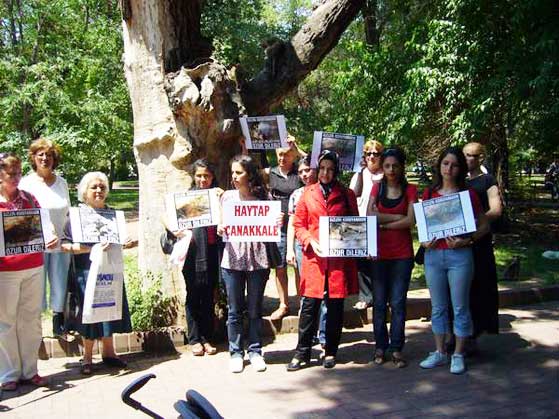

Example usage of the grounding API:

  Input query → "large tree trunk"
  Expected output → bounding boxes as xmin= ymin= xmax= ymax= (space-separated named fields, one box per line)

xmin=120 ymin=0 xmax=364 ymax=315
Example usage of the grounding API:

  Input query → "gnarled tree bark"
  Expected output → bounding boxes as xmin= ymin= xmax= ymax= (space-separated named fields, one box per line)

xmin=121 ymin=0 xmax=364 ymax=312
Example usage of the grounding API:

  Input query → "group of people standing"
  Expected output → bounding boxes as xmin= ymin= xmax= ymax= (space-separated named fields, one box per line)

xmin=0 ymin=135 xmax=502 ymax=390
xmin=175 ymin=138 xmax=501 ymax=376
xmin=0 ymin=139 xmax=133 ymax=390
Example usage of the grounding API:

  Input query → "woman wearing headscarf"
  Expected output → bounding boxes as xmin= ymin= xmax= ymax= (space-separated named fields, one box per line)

xmin=287 ymin=150 xmax=358 ymax=371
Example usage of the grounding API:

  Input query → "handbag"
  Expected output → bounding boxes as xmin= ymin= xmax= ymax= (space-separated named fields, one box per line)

xmin=64 ymin=255 xmax=82 ymax=333
xmin=265 ymin=242 xmax=282 ymax=269
xmin=414 ymin=247 xmax=425 ymax=265
xmin=414 ymin=187 xmax=431 ymax=266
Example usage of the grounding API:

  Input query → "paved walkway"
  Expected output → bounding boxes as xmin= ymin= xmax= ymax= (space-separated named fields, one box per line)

xmin=3 ymin=301 xmax=558 ymax=418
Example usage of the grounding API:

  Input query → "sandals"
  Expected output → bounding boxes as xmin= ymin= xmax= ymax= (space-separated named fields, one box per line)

xmin=203 ymin=343 xmax=217 ymax=355
xmin=80 ymin=363 xmax=93 ymax=376
xmin=20 ymin=374 xmax=48 ymax=387
xmin=1 ymin=381 xmax=18 ymax=391
xmin=270 ymin=305 xmax=289 ymax=321
xmin=392 ymin=353 xmax=408 ymax=369
xmin=373 ymin=350 xmax=385 ymax=365
xmin=192 ymin=343 xmax=205 ymax=356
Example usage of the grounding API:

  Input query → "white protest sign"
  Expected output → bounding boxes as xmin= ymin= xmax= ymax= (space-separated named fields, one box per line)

xmin=319 ymin=216 xmax=377 ymax=257
xmin=310 ymin=131 xmax=364 ymax=172
xmin=240 ymin=115 xmax=288 ymax=150
xmin=414 ymin=191 xmax=477 ymax=243
xmin=0 ymin=208 xmax=53 ymax=256
xmin=222 ymin=200 xmax=281 ymax=242
xmin=69 ymin=207 xmax=127 ymax=245
xmin=165 ymin=188 xmax=220 ymax=231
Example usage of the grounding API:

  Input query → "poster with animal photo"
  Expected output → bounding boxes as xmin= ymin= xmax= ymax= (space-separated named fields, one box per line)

xmin=69 ymin=207 xmax=127 ymax=245
xmin=319 ymin=216 xmax=377 ymax=258
xmin=165 ymin=188 xmax=220 ymax=230
xmin=310 ymin=131 xmax=364 ymax=172
xmin=239 ymin=115 xmax=288 ymax=150
xmin=0 ymin=209 xmax=54 ymax=256
xmin=414 ymin=191 xmax=477 ymax=242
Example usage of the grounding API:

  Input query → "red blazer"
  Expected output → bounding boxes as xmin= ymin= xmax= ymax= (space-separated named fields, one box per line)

xmin=294 ymin=182 xmax=359 ymax=299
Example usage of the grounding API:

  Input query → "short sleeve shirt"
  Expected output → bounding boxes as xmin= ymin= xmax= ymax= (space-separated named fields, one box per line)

xmin=220 ymin=190 xmax=270 ymax=271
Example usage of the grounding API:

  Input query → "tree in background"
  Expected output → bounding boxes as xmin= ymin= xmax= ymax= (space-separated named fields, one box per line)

xmin=120 ymin=0 xmax=365 ymax=295
xmin=0 ymin=0 xmax=133 ymax=185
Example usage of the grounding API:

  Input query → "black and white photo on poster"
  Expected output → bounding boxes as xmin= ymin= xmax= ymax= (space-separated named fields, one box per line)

xmin=0 ymin=208 xmax=53 ymax=256
xmin=165 ymin=188 xmax=220 ymax=231
xmin=310 ymin=131 xmax=364 ymax=172
xmin=413 ymin=191 xmax=477 ymax=242
xmin=319 ymin=216 xmax=377 ymax=257
xmin=239 ymin=115 xmax=288 ymax=150
xmin=69 ymin=207 xmax=127 ymax=245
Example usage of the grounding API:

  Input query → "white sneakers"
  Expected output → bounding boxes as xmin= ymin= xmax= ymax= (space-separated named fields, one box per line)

xmin=230 ymin=353 xmax=267 ymax=373
xmin=249 ymin=353 xmax=267 ymax=372
xmin=420 ymin=351 xmax=467 ymax=374
xmin=420 ymin=351 xmax=449 ymax=369
xmin=450 ymin=354 xmax=466 ymax=374
xmin=229 ymin=356 xmax=244 ymax=373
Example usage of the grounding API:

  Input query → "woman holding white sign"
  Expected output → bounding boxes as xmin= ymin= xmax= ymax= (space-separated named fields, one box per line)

xmin=61 ymin=172 xmax=133 ymax=376
xmin=0 ymin=152 xmax=58 ymax=391
xmin=169 ymin=159 xmax=222 ymax=356
xmin=367 ymin=148 xmax=417 ymax=368
xmin=287 ymin=150 xmax=358 ymax=371
xmin=419 ymin=147 xmax=489 ymax=375
xmin=218 ymin=155 xmax=281 ymax=374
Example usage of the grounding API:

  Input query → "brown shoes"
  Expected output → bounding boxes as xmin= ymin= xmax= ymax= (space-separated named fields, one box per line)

xmin=192 ymin=342 xmax=218 ymax=356
xmin=203 ymin=343 xmax=217 ymax=355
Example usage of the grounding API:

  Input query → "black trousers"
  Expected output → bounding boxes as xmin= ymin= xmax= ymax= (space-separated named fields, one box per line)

xmin=184 ymin=245 xmax=219 ymax=344
xmin=295 ymin=295 xmax=344 ymax=359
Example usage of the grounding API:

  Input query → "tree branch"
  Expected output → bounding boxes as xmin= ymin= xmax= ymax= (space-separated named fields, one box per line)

xmin=241 ymin=0 xmax=365 ymax=115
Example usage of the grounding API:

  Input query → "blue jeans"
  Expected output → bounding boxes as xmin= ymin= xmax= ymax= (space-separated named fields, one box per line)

xmin=425 ymin=248 xmax=474 ymax=337
xmin=221 ymin=268 xmax=269 ymax=357
xmin=372 ymin=258 xmax=413 ymax=352
xmin=43 ymin=251 xmax=71 ymax=313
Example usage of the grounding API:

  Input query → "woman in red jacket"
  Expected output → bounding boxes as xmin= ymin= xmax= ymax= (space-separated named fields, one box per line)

xmin=287 ymin=150 xmax=358 ymax=371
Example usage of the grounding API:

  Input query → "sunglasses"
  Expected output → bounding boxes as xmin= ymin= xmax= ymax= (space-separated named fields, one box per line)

xmin=465 ymin=153 xmax=481 ymax=158
xmin=366 ymin=151 xmax=382 ymax=157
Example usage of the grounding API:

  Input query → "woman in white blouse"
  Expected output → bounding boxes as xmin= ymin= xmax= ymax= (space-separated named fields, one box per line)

xmin=20 ymin=138 xmax=71 ymax=336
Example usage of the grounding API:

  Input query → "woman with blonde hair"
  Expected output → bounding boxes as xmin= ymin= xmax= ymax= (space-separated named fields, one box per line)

xmin=20 ymin=138 xmax=71 ymax=336
xmin=350 ymin=139 xmax=384 ymax=310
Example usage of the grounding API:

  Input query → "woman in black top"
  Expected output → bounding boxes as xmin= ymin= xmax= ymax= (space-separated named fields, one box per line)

xmin=463 ymin=142 xmax=502 ymax=351
xmin=266 ymin=145 xmax=302 ymax=320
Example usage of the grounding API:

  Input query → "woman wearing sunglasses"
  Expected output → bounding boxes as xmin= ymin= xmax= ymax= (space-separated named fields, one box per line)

xmin=350 ymin=140 xmax=384 ymax=311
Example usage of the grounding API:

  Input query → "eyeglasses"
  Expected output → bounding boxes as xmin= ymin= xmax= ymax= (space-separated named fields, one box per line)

xmin=465 ymin=153 xmax=481 ymax=158
xmin=366 ymin=152 xmax=381 ymax=157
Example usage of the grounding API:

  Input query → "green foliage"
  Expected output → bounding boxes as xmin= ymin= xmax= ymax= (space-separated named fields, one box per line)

xmin=0 ymin=0 xmax=133 ymax=184
xmin=125 ymin=263 xmax=179 ymax=331
xmin=280 ymin=0 xmax=559 ymax=168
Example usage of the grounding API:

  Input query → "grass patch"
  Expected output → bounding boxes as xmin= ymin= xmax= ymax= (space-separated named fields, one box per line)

xmin=107 ymin=188 xmax=139 ymax=211
xmin=495 ymin=242 xmax=559 ymax=285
